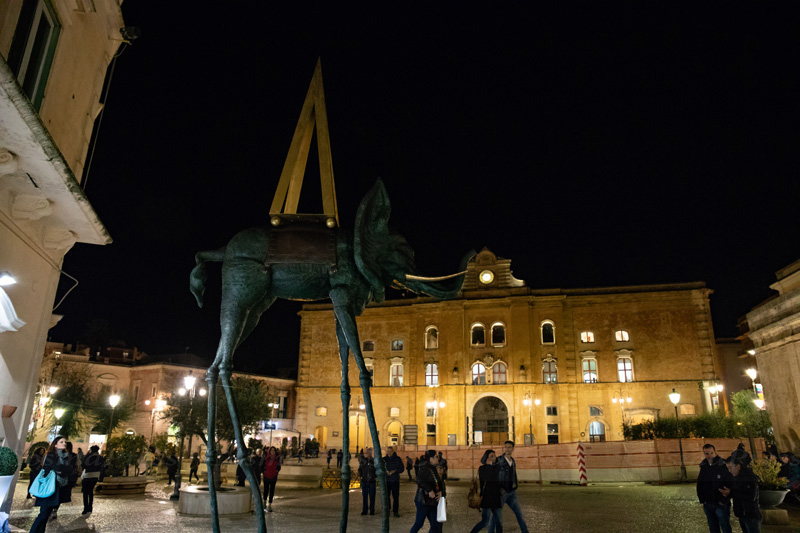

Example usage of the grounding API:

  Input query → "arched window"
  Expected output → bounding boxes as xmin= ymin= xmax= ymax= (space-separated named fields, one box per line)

xmin=582 ymin=358 xmax=598 ymax=383
xmin=542 ymin=359 xmax=558 ymax=384
xmin=472 ymin=363 xmax=486 ymax=385
xmin=589 ymin=421 xmax=606 ymax=442
xmin=492 ymin=362 xmax=507 ymax=384
xmin=615 ymin=330 xmax=630 ymax=342
xmin=617 ymin=357 xmax=633 ymax=382
xmin=580 ymin=331 xmax=595 ymax=343
xmin=390 ymin=358 xmax=404 ymax=387
xmin=471 ymin=323 xmax=485 ymax=346
xmin=425 ymin=326 xmax=439 ymax=350
xmin=491 ymin=322 xmax=506 ymax=346
xmin=425 ymin=363 xmax=439 ymax=387
xmin=541 ymin=320 xmax=555 ymax=344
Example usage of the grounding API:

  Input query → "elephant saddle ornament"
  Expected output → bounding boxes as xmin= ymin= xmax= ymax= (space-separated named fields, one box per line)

xmin=266 ymin=219 xmax=337 ymax=266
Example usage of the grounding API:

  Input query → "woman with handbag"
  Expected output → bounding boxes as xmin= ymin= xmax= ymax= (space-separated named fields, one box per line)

xmin=469 ymin=449 xmax=503 ymax=533
xmin=410 ymin=449 xmax=446 ymax=533
xmin=263 ymin=446 xmax=281 ymax=512
xmin=29 ymin=436 xmax=76 ymax=533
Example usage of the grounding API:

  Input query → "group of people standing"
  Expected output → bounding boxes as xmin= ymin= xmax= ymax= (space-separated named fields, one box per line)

xmin=27 ymin=436 xmax=106 ymax=533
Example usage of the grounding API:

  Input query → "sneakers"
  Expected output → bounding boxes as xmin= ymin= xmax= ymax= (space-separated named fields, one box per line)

xmin=267 ymin=504 xmax=273 ymax=513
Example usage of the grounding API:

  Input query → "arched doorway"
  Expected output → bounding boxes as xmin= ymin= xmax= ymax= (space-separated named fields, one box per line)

xmin=314 ymin=426 xmax=328 ymax=448
xmin=589 ymin=420 xmax=606 ymax=442
xmin=386 ymin=420 xmax=402 ymax=447
xmin=473 ymin=396 xmax=509 ymax=445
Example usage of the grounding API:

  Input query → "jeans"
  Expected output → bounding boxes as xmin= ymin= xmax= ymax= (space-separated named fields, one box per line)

xmin=702 ymin=502 xmax=732 ymax=533
xmin=469 ymin=507 xmax=503 ymax=533
xmin=361 ymin=481 xmax=376 ymax=513
xmin=82 ymin=478 xmax=99 ymax=512
xmin=264 ymin=477 xmax=277 ymax=503
xmin=30 ymin=505 xmax=55 ymax=533
xmin=387 ymin=478 xmax=400 ymax=513
xmin=738 ymin=517 xmax=761 ymax=533
xmin=502 ymin=491 xmax=529 ymax=533
xmin=409 ymin=500 xmax=441 ymax=533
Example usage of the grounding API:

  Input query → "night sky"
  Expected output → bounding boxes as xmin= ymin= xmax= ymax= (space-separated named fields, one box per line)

xmin=49 ymin=5 xmax=800 ymax=376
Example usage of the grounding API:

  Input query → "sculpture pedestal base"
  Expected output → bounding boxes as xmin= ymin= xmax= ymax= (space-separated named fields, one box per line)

xmin=177 ymin=485 xmax=253 ymax=515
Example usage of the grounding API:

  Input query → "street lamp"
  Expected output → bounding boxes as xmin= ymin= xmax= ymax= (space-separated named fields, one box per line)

xmin=753 ymin=398 xmax=765 ymax=410
xmin=425 ymin=393 xmax=445 ymax=445
xmin=351 ymin=398 xmax=366 ymax=454
xmin=612 ymin=389 xmax=632 ymax=429
xmin=106 ymin=394 xmax=120 ymax=449
xmin=669 ymin=389 xmax=687 ymax=482
xmin=745 ymin=368 xmax=758 ymax=393
xmin=172 ymin=372 xmax=204 ymax=500
xmin=522 ymin=392 xmax=540 ymax=445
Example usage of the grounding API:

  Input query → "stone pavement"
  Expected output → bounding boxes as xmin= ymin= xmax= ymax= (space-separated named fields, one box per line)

xmin=7 ymin=478 xmax=800 ymax=532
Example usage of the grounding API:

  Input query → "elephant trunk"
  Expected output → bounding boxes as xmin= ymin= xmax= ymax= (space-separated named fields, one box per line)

xmin=398 ymin=250 xmax=475 ymax=299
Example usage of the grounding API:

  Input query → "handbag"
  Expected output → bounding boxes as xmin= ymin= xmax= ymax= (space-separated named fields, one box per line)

xmin=29 ymin=469 xmax=56 ymax=499
xmin=436 ymin=495 xmax=447 ymax=522
xmin=468 ymin=478 xmax=485 ymax=509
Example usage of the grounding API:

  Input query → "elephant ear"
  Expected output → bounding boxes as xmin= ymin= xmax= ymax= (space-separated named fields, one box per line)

xmin=354 ymin=179 xmax=391 ymax=303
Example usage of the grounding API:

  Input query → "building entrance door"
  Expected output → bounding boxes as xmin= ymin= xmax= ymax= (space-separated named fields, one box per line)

xmin=473 ymin=396 xmax=509 ymax=445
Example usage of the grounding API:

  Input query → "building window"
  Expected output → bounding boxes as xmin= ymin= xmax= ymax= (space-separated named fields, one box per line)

xmin=582 ymin=358 xmax=598 ymax=383
xmin=425 ymin=326 xmax=439 ymax=350
xmin=472 ymin=363 xmax=486 ymax=385
xmin=364 ymin=358 xmax=375 ymax=384
xmin=541 ymin=320 xmax=555 ymax=344
xmin=426 ymin=407 xmax=435 ymax=417
xmin=9 ymin=0 xmax=62 ymax=111
xmin=362 ymin=340 xmax=375 ymax=352
xmin=543 ymin=359 xmax=558 ymax=384
xmin=547 ymin=423 xmax=559 ymax=443
xmin=391 ymin=339 xmax=404 ymax=351
xmin=615 ymin=330 xmax=630 ymax=342
xmin=390 ymin=360 xmax=404 ymax=387
xmin=589 ymin=421 xmax=606 ymax=442
xmin=617 ymin=357 xmax=633 ymax=383
xmin=390 ymin=407 xmax=400 ymax=417
xmin=315 ymin=407 xmax=327 ymax=417
xmin=589 ymin=406 xmax=603 ymax=416
xmin=425 ymin=363 xmax=439 ymax=387
xmin=151 ymin=384 xmax=157 ymax=397
xmin=491 ymin=323 xmax=506 ymax=346
xmin=471 ymin=323 xmax=485 ymax=346
xmin=492 ymin=362 xmax=507 ymax=384
xmin=546 ymin=406 xmax=558 ymax=416
xmin=580 ymin=331 xmax=595 ymax=343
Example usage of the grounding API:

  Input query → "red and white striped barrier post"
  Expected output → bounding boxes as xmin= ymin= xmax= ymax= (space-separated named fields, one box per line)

xmin=577 ymin=442 xmax=588 ymax=486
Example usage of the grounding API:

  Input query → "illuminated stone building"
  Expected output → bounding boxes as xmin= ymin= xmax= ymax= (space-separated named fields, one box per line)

xmin=296 ymin=249 xmax=722 ymax=450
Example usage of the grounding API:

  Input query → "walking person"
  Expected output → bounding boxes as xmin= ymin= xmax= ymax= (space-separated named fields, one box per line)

xmin=166 ymin=452 xmax=179 ymax=485
xmin=26 ymin=447 xmax=45 ymax=499
xmin=383 ymin=446 xmax=404 ymax=517
xmin=263 ymin=446 xmax=281 ymax=512
xmin=497 ymin=441 xmax=530 ymax=533
xmin=406 ymin=456 xmax=414 ymax=480
xmin=720 ymin=451 xmax=762 ymax=533
xmin=29 ymin=436 xmax=76 ymax=533
xmin=470 ymin=449 xmax=503 ymax=533
xmin=358 ymin=447 xmax=377 ymax=515
xmin=81 ymin=445 xmax=104 ymax=515
xmin=437 ymin=452 xmax=448 ymax=480
xmin=410 ymin=450 xmax=445 ymax=533
xmin=189 ymin=453 xmax=201 ymax=484
xmin=336 ymin=449 xmax=343 ymax=468
xmin=327 ymin=449 xmax=333 ymax=468
xmin=696 ymin=443 xmax=732 ymax=533
xmin=252 ymin=449 xmax=264 ymax=488
xmin=144 ymin=446 xmax=155 ymax=476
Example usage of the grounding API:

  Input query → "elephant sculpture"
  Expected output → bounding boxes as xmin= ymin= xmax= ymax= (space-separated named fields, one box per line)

xmin=190 ymin=179 xmax=473 ymax=533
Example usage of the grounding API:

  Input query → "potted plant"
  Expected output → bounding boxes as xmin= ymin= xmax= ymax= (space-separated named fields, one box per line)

xmin=0 ymin=446 xmax=19 ymax=504
xmin=751 ymin=457 xmax=789 ymax=508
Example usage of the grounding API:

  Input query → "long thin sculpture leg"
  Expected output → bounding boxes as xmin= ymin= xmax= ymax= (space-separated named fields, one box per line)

xmin=335 ymin=319 xmax=351 ymax=533
xmin=220 ymin=363 xmax=267 ymax=532
xmin=205 ymin=365 xmax=221 ymax=533
xmin=334 ymin=308 xmax=389 ymax=533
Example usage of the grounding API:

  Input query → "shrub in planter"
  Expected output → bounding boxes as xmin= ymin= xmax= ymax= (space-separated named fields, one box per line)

xmin=751 ymin=457 xmax=788 ymax=490
xmin=0 ymin=446 xmax=18 ymax=476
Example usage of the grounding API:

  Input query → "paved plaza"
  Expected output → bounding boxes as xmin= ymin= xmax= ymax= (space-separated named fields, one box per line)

xmin=7 ymin=478 xmax=800 ymax=532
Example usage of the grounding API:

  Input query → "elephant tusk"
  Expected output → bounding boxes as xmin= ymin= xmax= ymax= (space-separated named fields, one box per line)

xmin=404 ymin=271 xmax=467 ymax=282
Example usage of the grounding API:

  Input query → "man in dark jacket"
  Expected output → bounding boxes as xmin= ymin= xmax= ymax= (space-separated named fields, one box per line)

xmin=166 ymin=453 xmax=179 ymax=485
xmin=81 ymin=445 xmax=105 ymax=514
xmin=406 ymin=456 xmax=414 ymax=480
xmin=696 ymin=443 xmax=732 ymax=533
xmin=497 ymin=440 xmax=530 ymax=533
xmin=358 ymin=447 xmax=377 ymax=515
xmin=336 ymin=449 xmax=343 ymax=468
xmin=720 ymin=453 xmax=761 ymax=533
xmin=383 ymin=446 xmax=404 ymax=517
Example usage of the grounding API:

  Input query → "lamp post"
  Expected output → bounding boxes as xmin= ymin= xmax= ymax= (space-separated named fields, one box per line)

xmin=522 ymin=392 xmax=540 ymax=445
xmin=745 ymin=368 xmax=758 ymax=393
xmin=171 ymin=373 xmax=205 ymax=500
xmin=53 ymin=408 xmax=65 ymax=438
xmin=425 ymin=393 xmax=445 ymax=445
xmin=612 ymin=388 xmax=632 ymax=433
xmin=669 ymin=388 xmax=687 ymax=482
xmin=352 ymin=398 xmax=365 ymax=454
xmin=107 ymin=394 xmax=120 ymax=450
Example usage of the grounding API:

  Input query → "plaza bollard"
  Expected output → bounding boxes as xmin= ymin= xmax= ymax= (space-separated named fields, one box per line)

xmin=577 ymin=442 xmax=587 ymax=486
